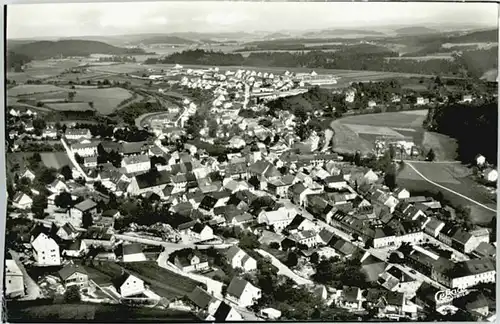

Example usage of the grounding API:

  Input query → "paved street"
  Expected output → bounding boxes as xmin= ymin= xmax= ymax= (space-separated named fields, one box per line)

xmin=59 ymin=138 xmax=92 ymax=181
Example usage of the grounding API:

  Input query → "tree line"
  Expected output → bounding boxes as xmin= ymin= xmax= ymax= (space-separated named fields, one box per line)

xmin=145 ymin=48 xmax=494 ymax=77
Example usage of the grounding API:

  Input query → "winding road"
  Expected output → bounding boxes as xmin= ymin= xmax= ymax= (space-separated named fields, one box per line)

xmin=405 ymin=161 xmax=497 ymax=213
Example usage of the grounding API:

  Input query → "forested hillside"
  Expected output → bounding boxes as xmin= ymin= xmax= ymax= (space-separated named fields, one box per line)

xmin=423 ymin=101 xmax=498 ymax=164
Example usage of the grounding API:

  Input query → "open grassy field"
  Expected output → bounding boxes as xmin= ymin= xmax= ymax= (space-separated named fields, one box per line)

xmin=73 ymin=87 xmax=133 ymax=115
xmin=46 ymin=102 xmax=95 ymax=112
xmin=40 ymin=152 xmax=71 ymax=169
xmin=422 ymin=132 xmax=458 ymax=161
xmin=330 ymin=110 xmax=428 ymax=154
xmin=397 ymin=161 xmax=496 ymax=224
xmin=7 ymin=84 xmax=70 ymax=97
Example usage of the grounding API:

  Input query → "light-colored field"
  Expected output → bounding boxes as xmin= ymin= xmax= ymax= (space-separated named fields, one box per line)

xmin=330 ymin=120 xmax=373 ymax=154
xmin=343 ymin=123 xmax=405 ymax=138
xmin=88 ymin=63 xmax=144 ymax=74
xmin=338 ymin=111 xmax=427 ymax=128
xmin=7 ymin=84 xmax=70 ymax=96
xmin=399 ymin=110 xmax=429 ymax=116
xmin=45 ymin=102 xmax=95 ymax=112
xmin=72 ymin=87 xmax=133 ymax=114
xmin=40 ymin=152 xmax=71 ymax=169
xmin=422 ymin=131 xmax=458 ymax=161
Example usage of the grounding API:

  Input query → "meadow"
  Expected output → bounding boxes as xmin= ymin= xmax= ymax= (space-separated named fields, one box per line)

xmin=397 ymin=161 xmax=496 ymax=225
xmin=72 ymin=87 xmax=133 ymax=115
xmin=7 ymin=84 xmax=70 ymax=97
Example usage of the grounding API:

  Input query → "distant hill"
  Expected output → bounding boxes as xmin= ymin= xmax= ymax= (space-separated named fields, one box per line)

xmin=395 ymin=27 xmax=438 ymax=36
xmin=263 ymin=32 xmax=291 ymax=40
xmin=302 ymin=29 xmax=386 ymax=38
xmin=447 ymin=29 xmax=498 ymax=43
xmin=135 ymin=35 xmax=197 ymax=45
xmin=8 ymin=40 xmax=146 ymax=59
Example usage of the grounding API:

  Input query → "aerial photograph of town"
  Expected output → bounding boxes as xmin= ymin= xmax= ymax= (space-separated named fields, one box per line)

xmin=2 ymin=1 xmax=498 ymax=322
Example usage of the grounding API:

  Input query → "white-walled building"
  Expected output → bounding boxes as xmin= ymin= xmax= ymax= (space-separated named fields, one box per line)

xmin=32 ymin=233 xmax=61 ymax=266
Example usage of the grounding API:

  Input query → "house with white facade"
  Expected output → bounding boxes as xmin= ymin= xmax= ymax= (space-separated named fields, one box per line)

xmin=65 ymin=128 xmax=92 ymax=141
xmin=122 ymin=155 xmax=151 ymax=174
xmin=257 ymin=207 xmax=297 ymax=233
xmin=48 ymin=179 xmax=69 ymax=194
xmin=225 ymin=246 xmax=257 ymax=272
xmin=32 ymin=233 xmax=61 ymax=266
xmin=226 ymin=277 xmax=262 ymax=308
xmin=447 ymin=258 xmax=496 ymax=289
xmin=71 ymin=142 xmax=98 ymax=158
xmin=5 ymin=259 xmax=24 ymax=298
xmin=114 ymin=272 xmax=145 ymax=298
xmin=58 ymin=262 xmax=89 ymax=288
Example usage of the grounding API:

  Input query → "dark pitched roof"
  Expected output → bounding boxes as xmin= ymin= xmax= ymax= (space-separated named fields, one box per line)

xmin=58 ymin=262 xmax=87 ymax=280
xmin=135 ymin=170 xmax=171 ymax=189
xmin=187 ymin=286 xmax=214 ymax=309
xmin=121 ymin=141 xmax=148 ymax=155
xmin=199 ymin=195 xmax=218 ymax=211
xmin=213 ymin=302 xmax=232 ymax=322
xmin=227 ymin=277 xmax=249 ymax=299
xmin=191 ymin=223 xmax=207 ymax=234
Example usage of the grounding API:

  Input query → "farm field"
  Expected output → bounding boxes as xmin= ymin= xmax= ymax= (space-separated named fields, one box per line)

xmin=40 ymin=152 xmax=71 ymax=169
xmin=330 ymin=110 xmax=428 ymax=154
xmin=397 ymin=162 xmax=496 ymax=225
xmin=72 ymin=87 xmax=133 ymax=115
xmin=7 ymin=84 xmax=71 ymax=97
xmin=46 ymin=102 xmax=95 ymax=112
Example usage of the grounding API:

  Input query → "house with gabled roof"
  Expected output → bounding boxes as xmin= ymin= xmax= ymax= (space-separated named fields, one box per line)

xmin=48 ymin=179 xmax=69 ymax=194
xmin=12 ymin=192 xmax=33 ymax=210
xmin=58 ymin=262 xmax=88 ymax=288
xmin=118 ymin=243 xmax=147 ymax=263
xmin=62 ymin=239 xmax=87 ymax=258
xmin=127 ymin=170 xmax=171 ymax=196
xmin=225 ymin=246 xmax=257 ymax=272
xmin=21 ymin=168 xmax=36 ymax=181
xmin=32 ymin=232 xmax=61 ymax=266
xmin=186 ymin=223 xmax=214 ymax=242
xmin=113 ymin=272 xmax=145 ymax=298
xmin=171 ymin=249 xmax=209 ymax=273
xmin=225 ymin=277 xmax=261 ymax=308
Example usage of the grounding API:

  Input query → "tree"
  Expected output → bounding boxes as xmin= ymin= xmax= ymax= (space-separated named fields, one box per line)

xmin=31 ymin=194 xmax=48 ymax=218
xmin=310 ymin=252 xmax=320 ymax=264
xmin=74 ymin=153 xmax=84 ymax=164
xmin=354 ymin=151 xmax=361 ymax=166
xmin=67 ymin=91 xmax=76 ymax=101
xmin=63 ymin=286 xmax=81 ymax=303
xmin=82 ymin=211 xmax=93 ymax=229
xmin=60 ymin=165 xmax=73 ymax=180
xmin=33 ymin=118 xmax=46 ymax=130
xmin=285 ymin=251 xmax=299 ymax=268
xmin=269 ymin=242 xmax=280 ymax=250
xmin=54 ymin=192 xmax=73 ymax=208
xmin=88 ymin=101 xmax=94 ymax=109
xmin=426 ymin=148 xmax=436 ymax=161
xmin=239 ymin=232 xmax=260 ymax=250
xmin=389 ymin=144 xmax=396 ymax=160
xmin=38 ymin=167 xmax=57 ymax=185
xmin=384 ymin=164 xmax=397 ymax=191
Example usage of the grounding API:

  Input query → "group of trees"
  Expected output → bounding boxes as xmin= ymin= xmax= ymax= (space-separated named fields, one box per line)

xmin=423 ymin=101 xmax=497 ymax=164
xmin=312 ymin=257 xmax=370 ymax=289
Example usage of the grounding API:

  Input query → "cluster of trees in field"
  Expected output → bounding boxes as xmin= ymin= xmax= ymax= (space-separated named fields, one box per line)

xmin=147 ymin=48 xmax=494 ymax=77
xmin=423 ymin=100 xmax=498 ymax=164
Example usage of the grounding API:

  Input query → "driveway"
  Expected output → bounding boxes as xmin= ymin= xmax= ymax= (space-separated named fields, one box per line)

xmin=256 ymin=249 xmax=313 ymax=286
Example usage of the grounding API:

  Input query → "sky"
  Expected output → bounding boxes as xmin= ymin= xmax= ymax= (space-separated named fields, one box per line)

xmin=7 ymin=1 xmax=499 ymax=39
